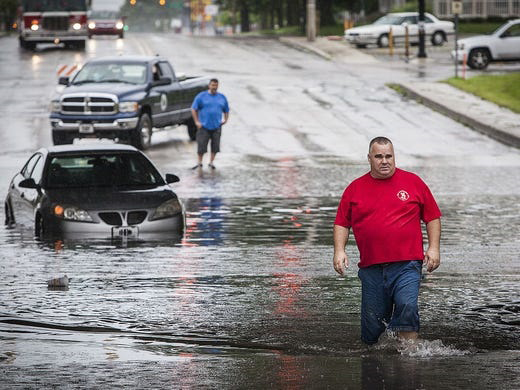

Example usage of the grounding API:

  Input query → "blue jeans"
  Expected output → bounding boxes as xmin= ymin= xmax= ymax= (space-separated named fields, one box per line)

xmin=358 ymin=260 xmax=422 ymax=345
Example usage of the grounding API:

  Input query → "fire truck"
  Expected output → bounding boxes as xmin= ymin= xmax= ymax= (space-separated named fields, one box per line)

xmin=18 ymin=0 xmax=91 ymax=50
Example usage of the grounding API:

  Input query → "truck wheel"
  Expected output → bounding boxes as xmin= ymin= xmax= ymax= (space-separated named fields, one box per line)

xmin=20 ymin=38 xmax=35 ymax=50
xmin=468 ymin=48 xmax=491 ymax=70
xmin=132 ymin=113 xmax=152 ymax=150
xmin=119 ymin=32 xmax=124 ymax=39
xmin=35 ymin=214 xmax=47 ymax=239
xmin=52 ymin=131 xmax=72 ymax=145
xmin=186 ymin=118 xmax=197 ymax=141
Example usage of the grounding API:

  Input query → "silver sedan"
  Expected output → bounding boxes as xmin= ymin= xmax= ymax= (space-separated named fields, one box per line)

xmin=4 ymin=143 xmax=184 ymax=240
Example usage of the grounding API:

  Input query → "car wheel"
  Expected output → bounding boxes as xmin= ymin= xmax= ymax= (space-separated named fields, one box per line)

xmin=377 ymin=34 xmax=389 ymax=48
xmin=35 ymin=214 xmax=46 ymax=239
xmin=4 ymin=199 xmax=15 ymax=228
xmin=132 ymin=113 xmax=152 ymax=150
xmin=355 ymin=44 xmax=367 ymax=49
xmin=468 ymin=48 xmax=491 ymax=70
xmin=431 ymin=31 xmax=445 ymax=46
xmin=186 ymin=118 xmax=197 ymax=141
xmin=52 ymin=131 xmax=73 ymax=145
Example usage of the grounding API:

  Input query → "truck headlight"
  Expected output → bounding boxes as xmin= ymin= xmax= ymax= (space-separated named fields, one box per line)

xmin=150 ymin=198 xmax=183 ymax=221
xmin=119 ymin=101 xmax=139 ymax=113
xmin=88 ymin=22 xmax=96 ymax=29
xmin=72 ymin=23 xmax=82 ymax=30
xmin=50 ymin=101 xmax=61 ymax=113
xmin=54 ymin=205 xmax=93 ymax=222
xmin=116 ymin=21 xmax=124 ymax=30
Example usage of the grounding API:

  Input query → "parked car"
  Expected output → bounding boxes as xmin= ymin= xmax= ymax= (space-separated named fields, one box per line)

xmin=451 ymin=19 xmax=520 ymax=69
xmin=49 ymin=56 xmax=208 ymax=149
xmin=88 ymin=11 xmax=125 ymax=39
xmin=4 ymin=143 xmax=185 ymax=239
xmin=344 ymin=12 xmax=454 ymax=48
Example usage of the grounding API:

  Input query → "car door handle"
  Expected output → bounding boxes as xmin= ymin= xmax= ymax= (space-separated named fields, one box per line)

xmin=20 ymin=193 xmax=25 ymax=198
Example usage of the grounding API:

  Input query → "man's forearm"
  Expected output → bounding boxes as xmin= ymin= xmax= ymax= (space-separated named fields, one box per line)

xmin=426 ymin=218 xmax=441 ymax=250
xmin=191 ymin=109 xmax=199 ymax=122
xmin=333 ymin=225 xmax=349 ymax=253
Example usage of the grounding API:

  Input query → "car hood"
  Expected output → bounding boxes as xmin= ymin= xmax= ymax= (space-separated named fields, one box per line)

xmin=45 ymin=186 xmax=175 ymax=210
xmin=346 ymin=24 xmax=388 ymax=34
xmin=63 ymin=83 xmax=146 ymax=99
xmin=458 ymin=34 xmax=494 ymax=46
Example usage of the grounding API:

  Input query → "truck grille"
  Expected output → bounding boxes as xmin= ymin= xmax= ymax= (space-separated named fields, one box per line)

xmin=60 ymin=93 xmax=117 ymax=115
xmin=42 ymin=16 xmax=69 ymax=31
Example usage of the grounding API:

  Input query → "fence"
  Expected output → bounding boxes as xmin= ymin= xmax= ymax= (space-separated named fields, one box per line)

xmin=433 ymin=0 xmax=520 ymax=18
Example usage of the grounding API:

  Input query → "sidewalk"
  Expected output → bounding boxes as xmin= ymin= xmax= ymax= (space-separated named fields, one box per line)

xmin=279 ymin=36 xmax=520 ymax=149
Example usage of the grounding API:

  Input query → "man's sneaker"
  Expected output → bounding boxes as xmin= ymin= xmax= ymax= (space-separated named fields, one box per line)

xmin=192 ymin=163 xmax=202 ymax=170
xmin=208 ymin=163 xmax=216 ymax=170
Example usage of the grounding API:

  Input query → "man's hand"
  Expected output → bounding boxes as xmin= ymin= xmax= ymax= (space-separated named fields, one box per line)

xmin=195 ymin=120 xmax=202 ymax=129
xmin=424 ymin=248 xmax=440 ymax=273
xmin=333 ymin=251 xmax=349 ymax=276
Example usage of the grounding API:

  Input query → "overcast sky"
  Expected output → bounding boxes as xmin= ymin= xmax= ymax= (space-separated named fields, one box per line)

xmin=91 ymin=0 xmax=126 ymax=11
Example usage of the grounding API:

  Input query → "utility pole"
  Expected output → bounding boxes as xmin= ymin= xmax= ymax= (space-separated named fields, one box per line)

xmin=418 ymin=0 xmax=427 ymax=58
xmin=306 ymin=0 xmax=316 ymax=41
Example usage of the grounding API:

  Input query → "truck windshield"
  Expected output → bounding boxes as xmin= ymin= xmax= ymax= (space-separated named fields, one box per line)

xmin=23 ymin=0 xmax=87 ymax=12
xmin=73 ymin=63 xmax=147 ymax=85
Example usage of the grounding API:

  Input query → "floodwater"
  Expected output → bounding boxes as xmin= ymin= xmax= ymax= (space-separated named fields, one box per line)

xmin=1 ymin=157 xmax=519 ymax=389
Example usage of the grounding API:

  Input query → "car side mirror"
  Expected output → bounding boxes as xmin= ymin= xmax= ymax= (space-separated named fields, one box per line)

xmin=165 ymin=173 xmax=180 ymax=184
xmin=58 ymin=76 xmax=69 ymax=86
xmin=152 ymin=77 xmax=172 ymax=87
xmin=19 ymin=178 xmax=39 ymax=189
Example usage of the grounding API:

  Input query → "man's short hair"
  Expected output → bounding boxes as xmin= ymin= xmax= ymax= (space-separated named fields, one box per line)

xmin=369 ymin=136 xmax=392 ymax=152
xmin=209 ymin=78 xmax=219 ymax=84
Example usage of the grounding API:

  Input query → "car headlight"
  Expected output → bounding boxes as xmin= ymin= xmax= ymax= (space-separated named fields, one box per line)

xmin=116 ymin=21 xmax=124 ymax=30
xmin=54 ymin=205 xmax=93 ymax=222
xmin=72 ymin=23 xmax=82 ymax=30
xmin=88 ymin=22 xmax=96 ymax=29
xmin=119 ymin=101 xmax=139 ymax=113
xmin=50 ymin=101 xmax=61 ymax=113
xmin=150 ymin=198 xmax=183 ymax=221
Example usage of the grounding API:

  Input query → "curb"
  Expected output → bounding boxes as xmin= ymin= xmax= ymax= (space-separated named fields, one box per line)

xmin=394 ymin=83 xmax=520 ymax=149
xmin=278 ymin=37 xmax=332 ymax=60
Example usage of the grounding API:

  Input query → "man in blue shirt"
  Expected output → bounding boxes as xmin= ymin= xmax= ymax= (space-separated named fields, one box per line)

xmin=191 ymin=78 xmax=230 ymax=170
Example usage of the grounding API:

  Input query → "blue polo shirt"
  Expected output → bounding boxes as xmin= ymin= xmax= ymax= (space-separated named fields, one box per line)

xmin=191 ymin=91 xmax=229 ymax=131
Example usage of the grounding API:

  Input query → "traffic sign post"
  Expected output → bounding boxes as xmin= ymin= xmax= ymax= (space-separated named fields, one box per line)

xmin=452 ymin=0 xmax=462 ymax=78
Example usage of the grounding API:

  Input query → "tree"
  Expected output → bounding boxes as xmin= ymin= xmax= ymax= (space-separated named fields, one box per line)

xmin=0 ymin=0 xmax=18 ymax=32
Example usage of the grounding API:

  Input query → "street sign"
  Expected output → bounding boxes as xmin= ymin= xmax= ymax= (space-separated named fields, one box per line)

xmin=205 ymin=5 xmax=218 ymax=16
xmin=452 ymin=1 xmax=463 ymax=14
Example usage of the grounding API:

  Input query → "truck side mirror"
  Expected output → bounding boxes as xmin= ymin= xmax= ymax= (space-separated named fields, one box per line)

xmin=152 ymin=77 xmax=172 ymax=87
xmin=176 ymin=72 xmax=187 ymax=81
xmin=58 ymin=77 xmax=69 ymax=86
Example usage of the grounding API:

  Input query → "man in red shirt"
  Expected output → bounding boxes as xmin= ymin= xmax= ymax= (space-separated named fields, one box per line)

xmin=333 ymin=136 xmax=441 ymax=345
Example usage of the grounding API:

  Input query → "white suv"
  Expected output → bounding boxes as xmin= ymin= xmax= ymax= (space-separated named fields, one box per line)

xmin=452 ymin=19 xmax=520 ymax=69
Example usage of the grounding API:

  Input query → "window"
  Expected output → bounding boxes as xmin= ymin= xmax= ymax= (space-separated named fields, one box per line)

xmin=21 ymin=154 xmax=42 ymax=179
xmin=30 ymin=155 xmax=46 ymax=184
xmin=157 ymin=62 xmax=174 ymax=79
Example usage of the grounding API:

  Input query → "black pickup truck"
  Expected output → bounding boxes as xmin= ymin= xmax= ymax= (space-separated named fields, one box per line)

xmin=50 ymin=56 xmax=208 ymax=149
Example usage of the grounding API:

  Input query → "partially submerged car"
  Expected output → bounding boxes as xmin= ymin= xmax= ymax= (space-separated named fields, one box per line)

xmin=451 ymin=19 xmax=520 ymax=69
xmin=4 ymin=143 xmax=184 ymax=239
xmin=345 ymin=12 xmax=454 ymax=48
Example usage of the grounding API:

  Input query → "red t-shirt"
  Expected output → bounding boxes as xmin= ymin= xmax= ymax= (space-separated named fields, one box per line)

xmin=334 ymin=168 xmax=441 ymax=268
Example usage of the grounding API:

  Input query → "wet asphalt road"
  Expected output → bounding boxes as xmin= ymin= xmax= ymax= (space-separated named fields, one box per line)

xmin=0 ymin=33 xmax=519 ymax=389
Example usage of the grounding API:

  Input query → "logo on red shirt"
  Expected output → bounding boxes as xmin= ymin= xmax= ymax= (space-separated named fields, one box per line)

xmin=397 ymin=190 xmax=410 ymax=201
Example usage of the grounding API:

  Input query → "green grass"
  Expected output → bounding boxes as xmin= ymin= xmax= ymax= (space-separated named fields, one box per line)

xmin=444 ymin=74 xmax=520 ymax=113
xmin=457 ymin=22 xmax=503 ymax=34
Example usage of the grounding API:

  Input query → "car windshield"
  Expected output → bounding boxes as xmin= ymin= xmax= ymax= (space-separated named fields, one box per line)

xmin=373 ymin=15 xmax=405 ymax=25
xmin=90 ymin=10 xmax=120 ymax=19
xmin=72 ymin=63 xmax=147 ymax=85
xmin=45 ymin=152 xmax=164 ymax=189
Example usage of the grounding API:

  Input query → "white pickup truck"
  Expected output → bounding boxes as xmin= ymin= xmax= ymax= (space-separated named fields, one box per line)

xmin=452 ymin=19 xmax=520 ymax=69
